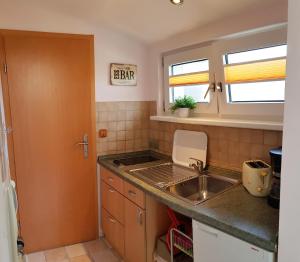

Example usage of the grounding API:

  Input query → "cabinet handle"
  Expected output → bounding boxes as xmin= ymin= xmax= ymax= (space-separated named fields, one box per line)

xmin=108 ymin=177 xmax=114 ymax=182
xmin=137 ymin=208 xmax=143 ymax=225
xmin=200 ymin=228 xmax=218 ymax=238
xmin=108 ymin=189 xmax=115 ymax=193
xmin=128 ymin=190 xmax=136 ymax=197
xmin=109 ymin=217 xmax=116 ymax=224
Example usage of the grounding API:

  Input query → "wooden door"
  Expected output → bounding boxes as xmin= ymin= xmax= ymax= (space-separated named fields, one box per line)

xmin=1 ymin=30 xmax=98 ymax=253
xmin=124 ymin=199 xmax=146 ymax=262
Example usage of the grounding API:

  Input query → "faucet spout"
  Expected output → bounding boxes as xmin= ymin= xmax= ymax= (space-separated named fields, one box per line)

xmin=189 ymin=157 xmax=204 ymax=175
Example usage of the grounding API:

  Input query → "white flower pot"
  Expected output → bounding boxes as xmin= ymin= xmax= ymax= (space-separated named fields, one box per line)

xmin=176 ymin=108 xmax=190 ymax=118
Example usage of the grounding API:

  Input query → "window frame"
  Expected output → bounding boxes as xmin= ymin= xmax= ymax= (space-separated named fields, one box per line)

xmin=212 ymin=27 xmax=287 ymax=121
xmin=163 ymin=45 xmax=218 ymax=116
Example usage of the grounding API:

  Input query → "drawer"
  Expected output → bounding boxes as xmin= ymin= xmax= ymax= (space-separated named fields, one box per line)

xmin=101 ymin=181 xmax=124 ymax=224
xmin=102 ymin=208 xmax=125 ymax=258
xmin=101 ymin=167 xmax=124 ymax=194
xmin=124 ymin=181 xmax=145 ymax=209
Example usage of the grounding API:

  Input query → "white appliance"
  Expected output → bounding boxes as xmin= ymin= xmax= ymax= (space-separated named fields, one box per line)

xmin=242 ymin=160 xmax=272 ymax=197
xmin=0 ymin=81 xmax=20 ymax=262
xmin=193 ymin=220 xmax=276 ymax=262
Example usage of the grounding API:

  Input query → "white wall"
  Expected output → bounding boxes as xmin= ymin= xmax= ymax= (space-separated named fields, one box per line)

xmin=149 ymin=1 xmax=288 ymax=113
xmin=0 ymin=1 xmax=154 ymax=102
xmin=278 ymin=0 xmax=300 ymax=261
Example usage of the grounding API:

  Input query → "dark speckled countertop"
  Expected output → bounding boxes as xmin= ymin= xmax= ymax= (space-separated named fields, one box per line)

xmin=98 ymin=150 xmax=279 ymax=252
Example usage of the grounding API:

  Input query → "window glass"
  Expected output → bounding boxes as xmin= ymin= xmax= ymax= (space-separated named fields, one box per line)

xmin=169 ymin=59 xmax=209 ymax=103
xmin=224 ymin=45 xmax=287 ymax=64
xmin=228 ymin=81 xmax=285 ymax=103
xmin=172 ymin=60 xmax=209 ymax=75
xmin=169 ymin=85 xmax=210 ymax=103
xmin=223 ymin=45 xmax=287 ymax=103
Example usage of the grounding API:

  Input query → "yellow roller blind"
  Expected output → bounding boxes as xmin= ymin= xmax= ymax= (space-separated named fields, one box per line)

xmin=169 ymin=71 xmax=209 ymax=87
xmin=224 ymin=58 xmax=286 ymax=84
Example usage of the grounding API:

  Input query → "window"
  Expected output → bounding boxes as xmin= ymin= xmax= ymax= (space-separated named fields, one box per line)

xmin=162 ymin=26 xmax=287 ymax=121
xmin=168 ymin=59 xmax=210 ymax=103
xmin=223 ymin=45 xmax=287 ymax=103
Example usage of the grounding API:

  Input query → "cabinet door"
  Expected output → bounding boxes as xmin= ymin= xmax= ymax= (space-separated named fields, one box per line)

xmin=193 ymin=220 xmax=275 ymax=262
xmin=193 ymin=220 xmax=222 ymax=262
xmin=102 ymin=208 xmax=125 ymax=257
xmin=124 ymin=199 xmax=146 ymax=262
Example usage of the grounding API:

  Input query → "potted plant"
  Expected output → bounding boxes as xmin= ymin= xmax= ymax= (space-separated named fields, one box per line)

xmin=170 ymin=96 xmax=197 ymax=118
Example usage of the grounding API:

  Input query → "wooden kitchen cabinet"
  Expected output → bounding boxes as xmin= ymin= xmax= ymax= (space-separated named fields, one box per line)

xmin=101 ymin=180 xmax=124 ymax=224
xmin=100 ymin=166 xmax=170 ymax=262
xmin=124 ymin=181 xmax=145 ymax=209
xmin=101 ymin=208 xmax=125 ymax=257
xmin=124 ymin=198 xmax=146 ymax=262
xmin=101 ymin=167 xmax=124 ymax=194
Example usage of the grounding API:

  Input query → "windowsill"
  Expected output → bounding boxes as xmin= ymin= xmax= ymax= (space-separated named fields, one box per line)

xmin=150 ymin=115 xmax=283 ymax=131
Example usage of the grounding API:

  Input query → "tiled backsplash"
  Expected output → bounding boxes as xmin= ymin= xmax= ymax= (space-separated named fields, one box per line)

xmin=96 ymin=101 xmax=282 ymax=171
xmin=149 ymin=121 xmax=282 ymax=171
xmin=96 ymin=101 xmax=156 ymax=156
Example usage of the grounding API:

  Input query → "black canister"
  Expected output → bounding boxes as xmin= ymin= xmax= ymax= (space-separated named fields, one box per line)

xmin=268 ymin=147 xmax=282 ymax=209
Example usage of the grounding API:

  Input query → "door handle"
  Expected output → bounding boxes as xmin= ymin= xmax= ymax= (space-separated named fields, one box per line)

xmin=76 ymin=142 xmax=88 ymax=146
xmin=76 ymin=134 xmax=88 ymax=159
xmin=200 ymin=228 xmax=218 ymax=238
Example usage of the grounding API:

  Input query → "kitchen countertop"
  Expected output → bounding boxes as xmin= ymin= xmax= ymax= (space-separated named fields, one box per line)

xmin=98 ymin=150 xmax=279 ymax=252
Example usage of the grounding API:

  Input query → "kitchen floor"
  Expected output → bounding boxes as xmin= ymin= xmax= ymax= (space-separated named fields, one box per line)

xmin=26 ymin=238 xmax=120 ymax=262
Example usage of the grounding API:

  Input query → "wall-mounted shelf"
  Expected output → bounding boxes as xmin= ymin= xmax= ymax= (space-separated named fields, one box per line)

xmin=150 ymin=115 xmax=283 ymax=131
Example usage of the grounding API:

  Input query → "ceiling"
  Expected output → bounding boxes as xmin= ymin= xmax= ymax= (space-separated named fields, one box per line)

xmin=28 ymin=0 xmax=287 ymax=43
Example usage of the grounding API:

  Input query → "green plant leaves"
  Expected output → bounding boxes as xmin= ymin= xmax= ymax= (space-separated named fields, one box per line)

xmin=170 ymin=95 xmax=197 ymax=112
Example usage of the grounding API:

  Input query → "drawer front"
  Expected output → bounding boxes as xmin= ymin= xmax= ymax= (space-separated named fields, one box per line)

xmin=102 ymin=208 xmax=125 ymax=257
xmin=124 ymin=181 xmax=145 ymax=209
xmin=101 ymin=181 xmax=124 ymax=224
xmin=101 ymin=167 xmax=124 ymax=194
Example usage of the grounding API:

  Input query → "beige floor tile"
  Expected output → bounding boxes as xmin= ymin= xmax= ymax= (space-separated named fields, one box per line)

xmin=90 ymin=249 xmax=120 ymax=262
xmin=44 ymin=247 xmax=67 ymax=262
xmin=69 ymin=255 xmax=91 ymax=262
xmin=65 ymin=243 xmax=86 ymax=258
xmin=26 ymin=251 xmax=46 ymax=262
xmin=84 ymin=239 xmax=108 ymax=254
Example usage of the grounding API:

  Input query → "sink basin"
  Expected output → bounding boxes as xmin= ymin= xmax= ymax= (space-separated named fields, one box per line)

xmin=165 ymin=173 xmax=240 ymax=205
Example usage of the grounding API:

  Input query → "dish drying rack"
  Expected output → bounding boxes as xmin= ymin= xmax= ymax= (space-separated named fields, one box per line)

xmin=170 ymin=228 xmax=193 ymax=262
xmin=129 ymin=163 xmax=197 ymax=189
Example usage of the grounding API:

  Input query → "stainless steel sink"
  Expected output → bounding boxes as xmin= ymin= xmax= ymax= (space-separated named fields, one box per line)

xmin=129 ymin=163 xmax=240 ymax=205
xmin=164 ymin=173 xmax=240 ymax=205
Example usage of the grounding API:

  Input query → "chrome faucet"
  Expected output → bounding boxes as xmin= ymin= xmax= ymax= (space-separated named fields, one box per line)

xmin=189 ymin=158 xmax=208 ymax=199
xmin=189 ymin=157 xmax=204 ymax=175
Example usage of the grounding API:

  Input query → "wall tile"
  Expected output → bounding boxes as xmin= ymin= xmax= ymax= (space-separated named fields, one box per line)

xmin=117 ymin=131 xmax=126 ymax=141
xmin=264 ymin=131 xmax=279 ymax=146
xmin=95 ymin=101 xmax=282 ymax=171
xmin=96 ymin=101 xmax=154 ymax=155
xmin=149 ymin=120 xmax=283 ymax=171
xmin=116 ymin=121 xmax=125 ymax=131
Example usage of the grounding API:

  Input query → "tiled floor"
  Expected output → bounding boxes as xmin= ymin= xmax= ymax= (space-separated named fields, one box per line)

xmin=26 ymin=238 xmax=120 ymax=262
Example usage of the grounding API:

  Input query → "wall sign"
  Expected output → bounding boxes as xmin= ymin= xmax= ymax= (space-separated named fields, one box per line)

xmin=110 ymin=63 xmax=137 ymax=86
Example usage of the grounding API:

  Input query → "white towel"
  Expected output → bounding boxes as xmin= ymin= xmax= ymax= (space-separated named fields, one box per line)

xmin=7 ymin=180 xmax=19 ymax=262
